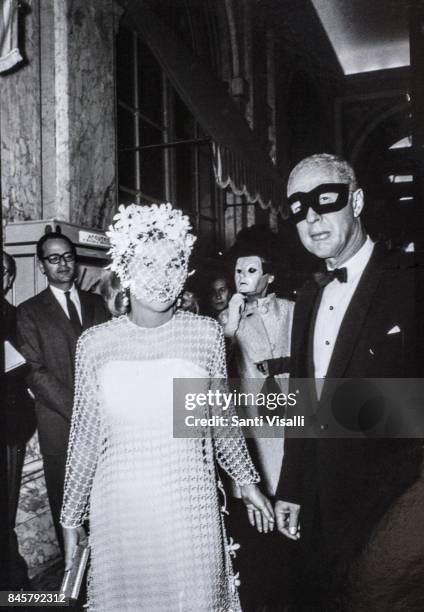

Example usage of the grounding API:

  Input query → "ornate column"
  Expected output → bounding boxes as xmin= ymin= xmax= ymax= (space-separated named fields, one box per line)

xmin=41 ymin=0 xmax=117 ymax=228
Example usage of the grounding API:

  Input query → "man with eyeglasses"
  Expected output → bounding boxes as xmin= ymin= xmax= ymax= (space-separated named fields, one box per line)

xmin=16 ymin=231 xmax=109 ymax=554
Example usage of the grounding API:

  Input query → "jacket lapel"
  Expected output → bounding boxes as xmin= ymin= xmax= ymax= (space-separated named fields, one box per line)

xmin=79 ymin=289 xmax=94 ymax=331
xmin=41 ymin=288 xmax=78 ymax=339
xmin=291 ymin=280 xmax=321 ymax=378
xmin=289 ymin=280 xmax=322 ymax=416
xmin=306 ymin=288 xmax=324 ymax=380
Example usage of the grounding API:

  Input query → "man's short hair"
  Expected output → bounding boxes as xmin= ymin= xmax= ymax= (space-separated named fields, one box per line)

xmin=36 ymin=231 xmax=76 ymax=260
xmin=208 ymin=273 xmax=231 ymax=290
xmin=226 ymin=224 xmax=277 ymax=277
xmin=3 ymin=251 xmax=16 ymax=278
xmin=288 ymin=153 xmax=358 ymax=192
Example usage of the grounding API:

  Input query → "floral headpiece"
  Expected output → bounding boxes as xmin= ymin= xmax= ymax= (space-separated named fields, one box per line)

xmin=106 ymin=203 xmax=196 ymax=302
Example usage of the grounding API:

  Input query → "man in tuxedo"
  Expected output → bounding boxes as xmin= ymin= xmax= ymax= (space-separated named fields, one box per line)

xmin=17 ymin=232 xmax=109 ymax=552
xmin=274 ymin=154 xmax=422 ymax=609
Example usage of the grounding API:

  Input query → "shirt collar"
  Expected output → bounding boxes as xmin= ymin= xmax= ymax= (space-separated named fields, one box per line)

xmin=49 ymin=283 xmax=77 ymax=298
xmin=244 ymin=293 xmax=276 ymax=314
xmin=256 ymin=293 xmax=276 ymax=306
xmin=328 ymin=235 xmax=374 ymax=283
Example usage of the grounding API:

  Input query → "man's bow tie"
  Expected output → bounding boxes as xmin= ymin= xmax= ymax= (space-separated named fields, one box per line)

xmin=313 ymin=267 xmax=348 ymax=288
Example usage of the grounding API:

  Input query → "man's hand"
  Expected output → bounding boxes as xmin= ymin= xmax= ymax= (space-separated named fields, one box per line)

xmin=240 ymin=483 xmax=275 ymax=534
xmin=275 ymin=499 xmax=301 ymax=540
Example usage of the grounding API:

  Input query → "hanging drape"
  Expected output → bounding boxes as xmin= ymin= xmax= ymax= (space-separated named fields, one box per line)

xmin=0 ymin=0 xmax=22 ymax=73
xmin=121 ymin=0 xmax=287 ymax=216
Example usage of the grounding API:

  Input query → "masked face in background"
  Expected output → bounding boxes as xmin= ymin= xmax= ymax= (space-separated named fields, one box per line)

xmin=234 ymin=256 xmax=273 ymax=298
xmin=128 ymin=239 xmax=189 ymax=304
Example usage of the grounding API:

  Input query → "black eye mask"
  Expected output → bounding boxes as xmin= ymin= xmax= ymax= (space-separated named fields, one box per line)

xmin=288 ymin=183 xmax=350 ymax=224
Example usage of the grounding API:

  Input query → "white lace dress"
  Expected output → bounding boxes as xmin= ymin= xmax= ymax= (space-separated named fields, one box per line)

xmin=60 ymin=312 xmax=259 ymax=612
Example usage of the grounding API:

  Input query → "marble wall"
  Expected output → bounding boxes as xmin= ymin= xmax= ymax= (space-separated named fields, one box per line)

xmin=0 ymin=0 xmax=43 ymax=223
xmin=1 ymin=0 xmax=118 ymax=229
xmin=57 ymin=0 xmax=117 ymax=229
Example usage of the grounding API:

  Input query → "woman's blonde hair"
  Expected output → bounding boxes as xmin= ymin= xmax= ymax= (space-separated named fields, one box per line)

xmin=97 ymin=271 xmax=129 ymax=317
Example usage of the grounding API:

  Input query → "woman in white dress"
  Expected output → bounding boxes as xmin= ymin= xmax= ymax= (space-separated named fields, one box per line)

xmin=60 ymin=203 xmax=274 ymax=612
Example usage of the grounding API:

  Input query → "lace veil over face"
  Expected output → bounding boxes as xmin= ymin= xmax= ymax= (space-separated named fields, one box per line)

xmin=106 ymin=203 xmax=196 ymax=303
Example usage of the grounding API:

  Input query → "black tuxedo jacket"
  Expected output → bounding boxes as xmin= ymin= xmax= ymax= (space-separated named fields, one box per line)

xmin=16 ymin=287 xmax=109 ymax=455
xmin=276 ymin=243 xmax=423 ymax=573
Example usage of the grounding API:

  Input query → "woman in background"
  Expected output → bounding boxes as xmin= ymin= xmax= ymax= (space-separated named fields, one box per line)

xmin=206 ymin=274 xmax=232 ymax=319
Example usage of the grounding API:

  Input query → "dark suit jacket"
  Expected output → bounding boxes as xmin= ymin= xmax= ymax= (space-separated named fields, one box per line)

xmin=276 ymin=243 xmax=423 ymax=577
xmin=16 ymin=287 xmax=109 ymax=456
xmin=2 ymin=298 xmax=36 ymax=446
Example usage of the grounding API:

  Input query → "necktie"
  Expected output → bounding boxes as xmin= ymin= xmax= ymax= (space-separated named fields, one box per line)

xmin=65 ymin=291 xmax=82 ymax=335
xmin=313 ymin=267 xmax=348 ymax=288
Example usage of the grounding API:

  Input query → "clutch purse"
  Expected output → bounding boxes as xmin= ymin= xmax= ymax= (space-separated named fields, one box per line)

xmin=59 ymin=543 xmax=90 ymax=601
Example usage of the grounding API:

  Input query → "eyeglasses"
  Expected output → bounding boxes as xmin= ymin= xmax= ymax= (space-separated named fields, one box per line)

xmin=41 ymin=252 xmax=76 ymax=265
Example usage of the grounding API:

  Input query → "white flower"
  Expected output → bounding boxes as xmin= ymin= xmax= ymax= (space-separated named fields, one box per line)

xmin=226 ymin=537 xmax=241 ymax=558
xmin=232 ymin=572 xmax=241 ymax=589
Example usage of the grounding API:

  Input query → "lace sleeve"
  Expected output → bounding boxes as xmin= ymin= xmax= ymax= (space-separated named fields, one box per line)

xmin=60 ymin=332 xmax=101 ymax=528
xmin=209 ymin=324 xmax=259 ymax=486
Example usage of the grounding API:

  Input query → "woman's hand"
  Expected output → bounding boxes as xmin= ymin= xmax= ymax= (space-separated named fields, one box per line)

xmin=63 ymin=526 xmax=87 ymax=570
xmin=240 ymin=483 xmax=275 ymax=533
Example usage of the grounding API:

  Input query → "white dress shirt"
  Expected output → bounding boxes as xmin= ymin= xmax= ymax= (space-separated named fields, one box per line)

xmin=313 ymin=236 xmax=374 ymax=379
xmin=49 ymin=283 xmax=82 ymax=324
